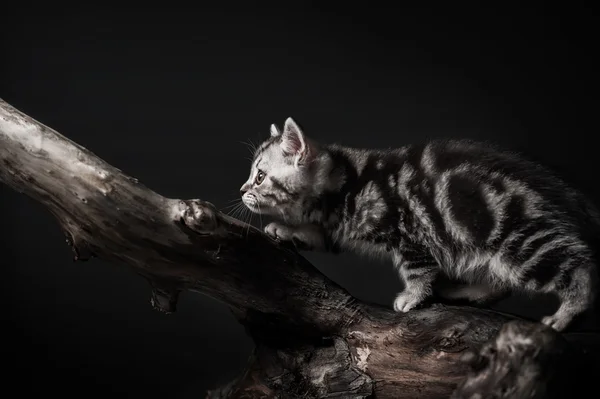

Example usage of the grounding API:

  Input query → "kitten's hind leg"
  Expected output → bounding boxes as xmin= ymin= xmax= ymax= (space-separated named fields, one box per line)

xmin=539 ymin=262 xmax=597 ymax=332
xmin=393 ymin=243 xmax=439 ymax=313
xmin=509 ymin=235 xmax=599 ymax=332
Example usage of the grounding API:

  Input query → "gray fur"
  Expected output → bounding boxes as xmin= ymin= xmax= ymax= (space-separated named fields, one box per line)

xmin=240 ymin=117 xmax=600 ymax=331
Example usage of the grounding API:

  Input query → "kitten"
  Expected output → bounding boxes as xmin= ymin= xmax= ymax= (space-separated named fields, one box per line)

xmin=240 ymin=117 xmax=600 ymax=332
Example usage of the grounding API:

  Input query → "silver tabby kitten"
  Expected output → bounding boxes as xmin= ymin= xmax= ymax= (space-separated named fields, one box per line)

xmin=240 ymin=117 xmax=600 ymax=331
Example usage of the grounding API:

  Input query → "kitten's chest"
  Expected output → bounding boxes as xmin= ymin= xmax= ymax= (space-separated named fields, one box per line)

xmin=335 ymin=233 xmax=393 ymax=259
xmin=330 ymin=219 xmax=399 ymax=258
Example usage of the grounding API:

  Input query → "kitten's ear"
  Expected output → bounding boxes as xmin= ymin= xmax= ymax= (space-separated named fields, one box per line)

xmin=280 ymin=117 xmax=310 ymax=164
xmin=270 ymin=123 xmax=281 ymax=137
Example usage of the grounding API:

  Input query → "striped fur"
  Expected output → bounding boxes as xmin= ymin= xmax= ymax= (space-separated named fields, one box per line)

xmin=240 ymin=117 xmax=600 ymax=331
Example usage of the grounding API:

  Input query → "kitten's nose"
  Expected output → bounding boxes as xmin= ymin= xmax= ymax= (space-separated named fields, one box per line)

xmin=240 ymin=183 xmax=250 ymax=196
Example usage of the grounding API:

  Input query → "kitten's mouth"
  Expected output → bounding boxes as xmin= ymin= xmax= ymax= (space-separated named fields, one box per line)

xmin=242 ymin=193 xmax=266 ymax=214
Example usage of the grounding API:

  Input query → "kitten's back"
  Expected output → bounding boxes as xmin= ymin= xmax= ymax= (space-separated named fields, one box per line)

xmin=427 ymin=138 xmax=598 ymax=226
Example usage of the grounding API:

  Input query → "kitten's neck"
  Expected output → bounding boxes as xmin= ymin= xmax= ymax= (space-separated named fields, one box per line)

xmin=299 ymin=143 xmax=373 ymax=226
xmin=312 ymin=144 xmax=348 ymax=194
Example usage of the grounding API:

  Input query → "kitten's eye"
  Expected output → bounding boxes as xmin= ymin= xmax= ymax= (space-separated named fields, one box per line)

xmin=255 ymin=170 xmax=266 ymax=185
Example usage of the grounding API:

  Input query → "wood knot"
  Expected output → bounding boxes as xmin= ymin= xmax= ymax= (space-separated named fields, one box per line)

xmin=436 ymin=336 xmax=461 ymax=351
xmin=435 ymin=329 xmax=467 ymax=353
xmin=177 ymin=199 xmax=220 ymax=234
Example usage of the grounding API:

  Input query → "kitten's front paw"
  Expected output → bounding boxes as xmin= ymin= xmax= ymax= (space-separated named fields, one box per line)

xmin=264 ymin=222 xmax=293 ymax=242
xmin=393 ymin=291 xmax=425 ymax=313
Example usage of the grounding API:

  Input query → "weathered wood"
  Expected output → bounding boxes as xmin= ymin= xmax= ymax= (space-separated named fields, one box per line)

xmin=451 ymin=320 xmax=600 ymax=398
xmin=1 ymin=98 xmax=599 ymax=398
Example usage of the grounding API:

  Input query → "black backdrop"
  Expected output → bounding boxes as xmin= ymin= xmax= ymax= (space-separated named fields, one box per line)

xmin=1 ymin=6 xmax=596 ymax=397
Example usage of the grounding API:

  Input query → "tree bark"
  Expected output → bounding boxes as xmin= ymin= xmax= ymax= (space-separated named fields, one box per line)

xmin=1 ymin=98 xmax=599 ymax=398
xmin=451 ymin=320 xmax=600 ymax=398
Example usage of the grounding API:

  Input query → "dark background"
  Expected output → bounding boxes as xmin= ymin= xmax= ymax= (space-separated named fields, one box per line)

xmin=1 ymin=6 xmax=597 ymax=397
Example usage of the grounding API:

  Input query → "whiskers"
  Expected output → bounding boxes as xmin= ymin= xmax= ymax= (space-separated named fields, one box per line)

xmin=219 ymin=196 xmax=261 ymax=238
xmin=256 ymin=200 xmax=263 ymax=231
xmin=278 ymin=208 xmax=290 ymax=225
xmin=221 ymin=198 xmax=246 ymax=219
xmin=240 ymin=139 xmax=258 ymax=159
xmin=224 ymin=136 xmax=267 ymax=236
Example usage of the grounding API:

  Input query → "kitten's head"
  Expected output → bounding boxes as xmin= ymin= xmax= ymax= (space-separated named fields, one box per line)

xmin=240 ymin=117 xmax=321 ymax=220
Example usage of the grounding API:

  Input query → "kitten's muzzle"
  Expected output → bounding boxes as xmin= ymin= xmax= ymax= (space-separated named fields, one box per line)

xmin=240 ymin=182 xmax=251 ymax=196
xmin=242 ymin=193 xmax=259 ymax=210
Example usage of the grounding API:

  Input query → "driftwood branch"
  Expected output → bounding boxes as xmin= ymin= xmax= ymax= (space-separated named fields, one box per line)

xmin=452 ymin=320 xmax=600 ymax=398
xmin=1 ymin=98 xmax=599 ymax=398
